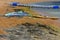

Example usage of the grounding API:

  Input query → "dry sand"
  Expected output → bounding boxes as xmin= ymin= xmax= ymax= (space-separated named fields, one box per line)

xmin=0 ymin=0 xmax=56 ymax=4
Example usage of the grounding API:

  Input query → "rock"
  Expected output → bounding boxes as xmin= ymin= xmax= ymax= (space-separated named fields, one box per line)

xmin=1 ymin=22 xmax=60 ymax=40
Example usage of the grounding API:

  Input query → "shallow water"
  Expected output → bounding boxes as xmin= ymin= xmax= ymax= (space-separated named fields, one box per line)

xmin=31 ymin=8 xmax=60 ymax=18
xmin=30 ymin=2 xmax=60 ymax=18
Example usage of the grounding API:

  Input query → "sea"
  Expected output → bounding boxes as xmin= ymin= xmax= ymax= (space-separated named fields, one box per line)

xmin=30 ymin=1 xmax=60 ymax=18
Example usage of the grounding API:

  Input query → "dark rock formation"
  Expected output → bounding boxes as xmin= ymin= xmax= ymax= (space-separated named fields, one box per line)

xmin=0 ymin=23 xmax=60 ymax=40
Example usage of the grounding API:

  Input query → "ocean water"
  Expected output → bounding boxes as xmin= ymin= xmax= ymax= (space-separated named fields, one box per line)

xmin=31 ymin=8 xmax=60 ymax=17
xmin=30 ymin=2 xmax=60 ymax=18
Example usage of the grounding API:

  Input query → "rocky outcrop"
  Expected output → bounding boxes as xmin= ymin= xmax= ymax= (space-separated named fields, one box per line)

xmin=0 ymin=23 xmax=60 ymax=40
